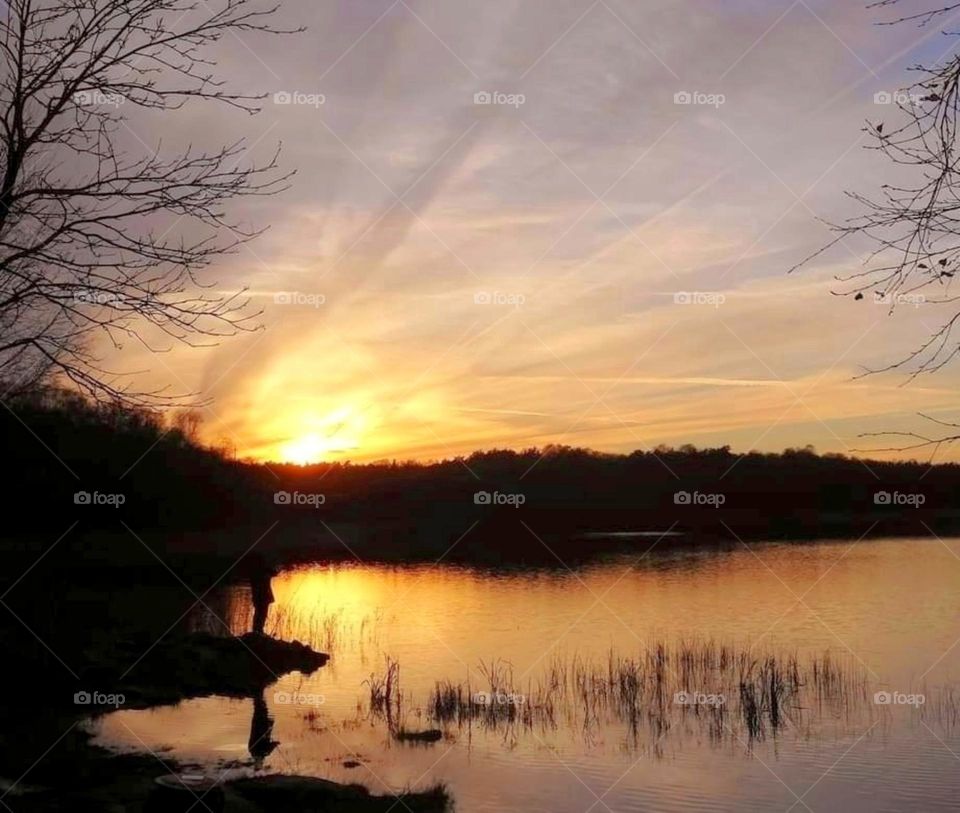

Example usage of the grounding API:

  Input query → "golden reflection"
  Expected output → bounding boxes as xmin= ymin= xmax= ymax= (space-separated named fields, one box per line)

xmin=97 ymin=539 xmax=960 ymax=812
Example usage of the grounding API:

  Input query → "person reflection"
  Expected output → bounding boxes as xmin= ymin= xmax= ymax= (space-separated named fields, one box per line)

xmin=246 ymin=552 xmax=276 ymax=636
xmin=248 ymin=686 xmax=278 ymax=769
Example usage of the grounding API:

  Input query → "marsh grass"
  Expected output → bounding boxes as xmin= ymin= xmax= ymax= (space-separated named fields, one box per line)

xmin=198 ymin=595 xmax=383 ymax=654
xmin=365 ymin=656 xmax=403 ymax=727
xmin=266 ymin=606 xmax=383 ymax=653
xmin=920 ymin=684 xmax=960 ymax=731
xmin=417 ymin=641 xmax=868 ymax=744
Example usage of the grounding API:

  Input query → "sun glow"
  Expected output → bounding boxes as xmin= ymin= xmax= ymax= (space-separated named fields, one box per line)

xmin=277 ymin=406 xmax=367 ymax=464
xmin=281 ymin=433 xmax=344 ymax=464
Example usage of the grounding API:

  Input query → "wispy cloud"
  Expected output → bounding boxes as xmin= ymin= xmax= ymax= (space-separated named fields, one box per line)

xmin=100 ymin=0 xmax=960 ymax=462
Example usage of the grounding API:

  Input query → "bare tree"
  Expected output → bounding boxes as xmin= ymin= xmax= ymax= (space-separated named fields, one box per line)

xmin=0 ymin=0 xmax=297 ymax=404
xmin=793 ymin=1 xmax=960 ymax=453
xmin=172 ymin=407 xmax=202 ymax=443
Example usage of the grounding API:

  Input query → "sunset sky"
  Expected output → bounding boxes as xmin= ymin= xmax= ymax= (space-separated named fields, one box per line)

xmin=111 ymin=0 xmax=960 ymax=463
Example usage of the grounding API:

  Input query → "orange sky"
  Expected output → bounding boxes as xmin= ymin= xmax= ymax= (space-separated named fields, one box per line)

xmin=104 ymin=1 xmax=960 ymax=465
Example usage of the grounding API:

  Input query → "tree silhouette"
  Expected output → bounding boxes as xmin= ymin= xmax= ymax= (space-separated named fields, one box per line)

xmin=0 ymin=0 xmax=297 ymax=404
xmin=794 ymin=1 xmax=960 ymax=452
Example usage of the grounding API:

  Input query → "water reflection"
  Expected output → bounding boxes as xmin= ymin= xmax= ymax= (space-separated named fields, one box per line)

xmin=97 ymin=537 xmax=960 ymax=812
xmin=248 ymin=688 xmax=278 ymax=769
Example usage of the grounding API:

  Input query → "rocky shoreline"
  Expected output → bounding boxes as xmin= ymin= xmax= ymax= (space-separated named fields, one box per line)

xmin=4 ymin=632 xmax=450 ymax=812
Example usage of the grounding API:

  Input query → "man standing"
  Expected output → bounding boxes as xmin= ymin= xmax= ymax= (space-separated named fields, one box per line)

xmin=247 ymin=553 xmax=276 ymax=636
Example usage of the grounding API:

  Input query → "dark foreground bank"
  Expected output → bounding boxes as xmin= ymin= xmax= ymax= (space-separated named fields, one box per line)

xmin=0 ymin=631 xmax=450 ymax=812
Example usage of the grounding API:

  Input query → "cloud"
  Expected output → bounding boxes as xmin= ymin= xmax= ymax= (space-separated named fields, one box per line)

xmin=91 ymin=0 xmax=960 ymax=462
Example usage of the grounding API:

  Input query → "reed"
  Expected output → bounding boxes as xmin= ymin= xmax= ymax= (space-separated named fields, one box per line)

xmin=262 ymin=605 xmax=382 ymax=652
xmin=364 ymin=655 xmax=402 ymax=724
xmin=420 ymin=639 xmax=866 ymax=743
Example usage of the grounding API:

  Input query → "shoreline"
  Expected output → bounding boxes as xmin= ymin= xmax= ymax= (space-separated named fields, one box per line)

xmin=2 ymin=515 xmax=955 ymax=579
xmin=1 ymin=632 xmax=450 ymax=812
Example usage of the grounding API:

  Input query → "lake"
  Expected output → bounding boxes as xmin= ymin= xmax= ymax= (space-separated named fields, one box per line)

xmin=93 ymin=535 xmax=960 ymax=811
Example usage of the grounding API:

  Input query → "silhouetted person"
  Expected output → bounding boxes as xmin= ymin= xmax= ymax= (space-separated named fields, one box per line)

xmin=247 ymin=552 xmax=276 ymax=636
xmin=248 ymin=686 xmax=278 ymax=769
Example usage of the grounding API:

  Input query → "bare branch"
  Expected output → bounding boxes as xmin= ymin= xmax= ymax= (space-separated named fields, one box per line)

xmin=0 ymin=0 xmax=298 ymax=405
xmin=794 ymin=3 xmax=960 ymax=380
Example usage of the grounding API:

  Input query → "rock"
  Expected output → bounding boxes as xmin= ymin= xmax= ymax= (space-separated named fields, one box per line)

xmin=229 ymin=774 xmax=450 ymax=812
xmin=394 ymin=728 xmax=443 ymax=743
xmin=146 ymin=774 xmax=225 ymax=813
xmin=114 ymin=633 xmax=329 ymax=706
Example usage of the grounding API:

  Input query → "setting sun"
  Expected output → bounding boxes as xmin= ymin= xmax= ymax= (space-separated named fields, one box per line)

xmin=276 ymin=406 xmax=367 ymax=464
xmin=281 ymin=433 xmax=346 ymax=464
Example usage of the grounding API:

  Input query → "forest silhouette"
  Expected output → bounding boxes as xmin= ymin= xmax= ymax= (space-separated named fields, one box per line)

xmin=7 ymin=386 xmax=960 ymax=562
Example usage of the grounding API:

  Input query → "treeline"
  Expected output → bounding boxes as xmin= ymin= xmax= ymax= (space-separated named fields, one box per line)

xmin=3 ymin=387 xmax=266 ymax=531
xmin=6 ymin=387 xmax=960 ymax=539
xmin=282 ymin=443 xmax=960 ymax=540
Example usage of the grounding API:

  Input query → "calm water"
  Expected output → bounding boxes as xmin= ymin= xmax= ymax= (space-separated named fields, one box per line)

xmin=94 ymin=536 xmax=960 ymax=811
